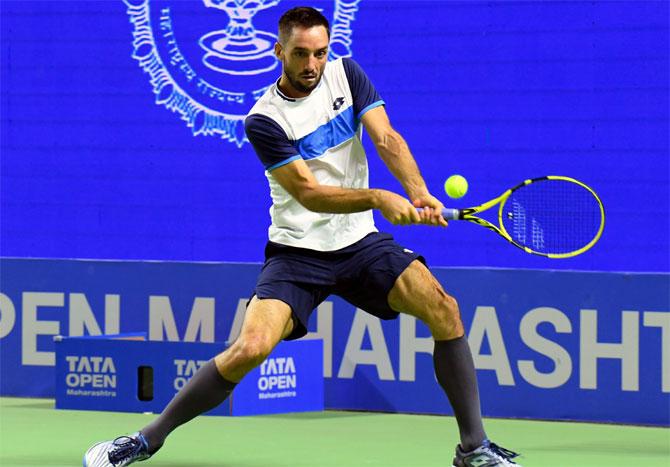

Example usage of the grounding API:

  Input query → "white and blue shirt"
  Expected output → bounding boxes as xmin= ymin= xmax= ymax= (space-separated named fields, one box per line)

xmin=245 ymin=58 xmax=385 ymax=251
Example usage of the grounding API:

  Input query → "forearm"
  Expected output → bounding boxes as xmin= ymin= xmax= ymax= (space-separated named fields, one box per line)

xmin=375 ymin=130 xmax=429 ymax=200
xmin=298 ymin=185 xmax=383 ymax=213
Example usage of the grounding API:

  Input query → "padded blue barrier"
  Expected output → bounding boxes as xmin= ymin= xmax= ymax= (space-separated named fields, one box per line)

xmin=1 ymin=258 xmax=668 ymax=425
xmin=54 ymin=335 xmax=323 ymax=416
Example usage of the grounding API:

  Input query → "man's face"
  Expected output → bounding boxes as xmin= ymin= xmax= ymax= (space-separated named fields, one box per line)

xmin=276 ymin=25 xmax=329 ymax=97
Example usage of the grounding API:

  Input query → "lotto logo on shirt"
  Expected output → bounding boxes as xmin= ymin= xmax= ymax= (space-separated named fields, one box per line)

xmin=173 ymin=359 xmax=208 ymax=391
xmin=64 ymin=355 xmax=117 ymax=397
xmin=257 ymin=357 xmax=297 ymax=399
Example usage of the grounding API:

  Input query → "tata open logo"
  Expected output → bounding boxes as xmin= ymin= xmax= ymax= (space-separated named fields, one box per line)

xmin=123 ymin=0 xmax=361 ymax=147
xmin=258 ymin=356 xmax=297 ymax=399
xmin=173 ymin=359 xmax=207 ymax=390
xmin=65 ymin=355 xmax=117 ymax=397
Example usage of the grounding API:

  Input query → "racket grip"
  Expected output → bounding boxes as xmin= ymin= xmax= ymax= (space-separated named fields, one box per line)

xmin=416 ymin=207 xmax=461 ymax=220
xmin=441 ymin=208 xmax=460 ymax=220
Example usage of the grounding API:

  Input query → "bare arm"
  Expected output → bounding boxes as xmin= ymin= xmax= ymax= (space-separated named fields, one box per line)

xmin=361 ymin=106 xmax=427 ymax=199
xmin=362 ymin=106 xmax=447 ymax=226
xmin=270 ymin=158 xmax=420 ymax=225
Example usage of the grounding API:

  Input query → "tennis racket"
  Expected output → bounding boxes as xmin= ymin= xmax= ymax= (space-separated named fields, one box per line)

xmin=425 ymin=175 xmax=605 ymax=258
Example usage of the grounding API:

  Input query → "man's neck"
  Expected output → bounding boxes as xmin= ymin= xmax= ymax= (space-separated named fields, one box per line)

xmin=277 ymin=77 xmax=310 ymax=99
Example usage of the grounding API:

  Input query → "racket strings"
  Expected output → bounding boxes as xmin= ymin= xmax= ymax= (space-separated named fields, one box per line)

xmin=501 ymin=180 xmax=603 ymax=255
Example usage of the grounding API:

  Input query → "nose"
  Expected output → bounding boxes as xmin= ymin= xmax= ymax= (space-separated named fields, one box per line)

xmin=306 ymin=55 xmax=319 ymax=71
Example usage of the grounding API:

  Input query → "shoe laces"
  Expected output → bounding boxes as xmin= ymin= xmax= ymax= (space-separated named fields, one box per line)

xmin=108 ymin=436 xmax=145 ymax=465
xmin=487 ymin=442 xmax=520 ymax=463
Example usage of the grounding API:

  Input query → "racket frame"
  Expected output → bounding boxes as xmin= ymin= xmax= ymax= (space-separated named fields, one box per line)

xmin=445 ymin=175 xmax=605 ymax=258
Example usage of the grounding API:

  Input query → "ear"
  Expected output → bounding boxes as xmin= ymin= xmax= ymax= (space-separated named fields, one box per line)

xmin=274 ymin=42 xmax=283 ymax=59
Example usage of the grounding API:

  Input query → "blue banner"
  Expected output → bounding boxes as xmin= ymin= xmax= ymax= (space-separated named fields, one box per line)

xmin=1 ymin=1 xmax=668 ymax=272
xmin=1 ymin=258 xmax=668 ymax=425
xmin=54 ymin=336 xmax=323 ymax=416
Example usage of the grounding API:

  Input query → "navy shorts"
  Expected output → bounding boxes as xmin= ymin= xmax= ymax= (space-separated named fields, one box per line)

xmin=253 ymin=232 xmax=424 ymax=340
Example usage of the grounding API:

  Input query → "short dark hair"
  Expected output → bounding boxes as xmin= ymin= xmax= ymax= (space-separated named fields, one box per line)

xmin=278 ymin=7 xmax=330 ymax=45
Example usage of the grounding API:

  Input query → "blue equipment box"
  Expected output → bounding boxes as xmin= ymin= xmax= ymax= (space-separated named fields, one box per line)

xmin=54 ymin=335 xmax=323 ymax=416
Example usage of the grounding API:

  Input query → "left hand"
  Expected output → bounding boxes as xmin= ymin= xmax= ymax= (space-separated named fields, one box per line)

xmin=412 ymin=194 xmax=448 ymax=227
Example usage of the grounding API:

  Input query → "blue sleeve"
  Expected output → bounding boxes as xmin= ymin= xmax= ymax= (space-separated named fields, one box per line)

xmin=244 ymin=114 xmax=301 ymax=172
xmin=342 ymin=57 xmax=384 ymax=119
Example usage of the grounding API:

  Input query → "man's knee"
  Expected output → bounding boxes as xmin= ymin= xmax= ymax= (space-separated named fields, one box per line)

xmin=428 ymin=291 xmax=464 ymax=338
xmin=217 ymin=297 xmax=293 ymax=381
xmin=234 ymin=334 xmax=275 ymax=366
xmin=218 ymin=333 xmax=276 ymax=377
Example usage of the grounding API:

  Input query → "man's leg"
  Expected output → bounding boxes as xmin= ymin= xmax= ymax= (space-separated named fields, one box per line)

xmin=387 ymin=260 xmax=485 ymax=452
xmin=83 ymin=297 xmax=293 ymax=466
xmin=141 ymin=296 xmax=294 ymax=453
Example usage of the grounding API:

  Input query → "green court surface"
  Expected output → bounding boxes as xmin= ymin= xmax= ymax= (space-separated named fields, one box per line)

xmin=0 ymin=398 xmax=668 ymax=467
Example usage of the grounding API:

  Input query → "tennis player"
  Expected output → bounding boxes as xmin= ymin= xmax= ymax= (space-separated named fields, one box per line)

xmin=84 ymin=7 xmax=520 ymax=467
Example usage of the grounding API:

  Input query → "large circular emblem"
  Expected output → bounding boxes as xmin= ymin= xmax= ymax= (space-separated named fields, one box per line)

xmin=123 ymin=0 xmax=361 ymax=146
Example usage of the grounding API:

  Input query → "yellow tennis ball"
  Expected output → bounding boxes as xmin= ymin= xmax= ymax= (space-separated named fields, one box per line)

xmin=444 ymin=175 xmax=468 ymax=199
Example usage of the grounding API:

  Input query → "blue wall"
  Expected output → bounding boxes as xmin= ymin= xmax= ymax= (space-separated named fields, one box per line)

xmin=1 ymin=0 xmax=668 ymax=271
xmin=2 ymin=258 xmax=668 ymax=425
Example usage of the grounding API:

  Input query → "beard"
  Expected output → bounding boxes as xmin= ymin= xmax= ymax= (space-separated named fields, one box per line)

xmin=284 ymin=69 xmax=322 ymax=94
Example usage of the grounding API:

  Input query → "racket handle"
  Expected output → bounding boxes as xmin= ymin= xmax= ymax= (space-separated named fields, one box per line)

xmin=416 ymin=207 xmax=461 ymax=220
xmin=441 ymin=208 xmax=460 ymax=220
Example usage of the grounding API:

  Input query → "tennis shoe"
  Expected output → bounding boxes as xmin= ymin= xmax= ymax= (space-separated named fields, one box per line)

xmin=83 ymin=432 xmax=150 ymax=466
xmin=452 ymin=439 xmax=521 ymax=466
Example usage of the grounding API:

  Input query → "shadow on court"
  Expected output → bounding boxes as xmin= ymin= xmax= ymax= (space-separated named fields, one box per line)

xmin=1 ymin=398 xmax=54 ymax=410
xmin=531 ymin=438 xmax=670 ymax=456
xmin=258 ymin=409 xmax=381 ymax=420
